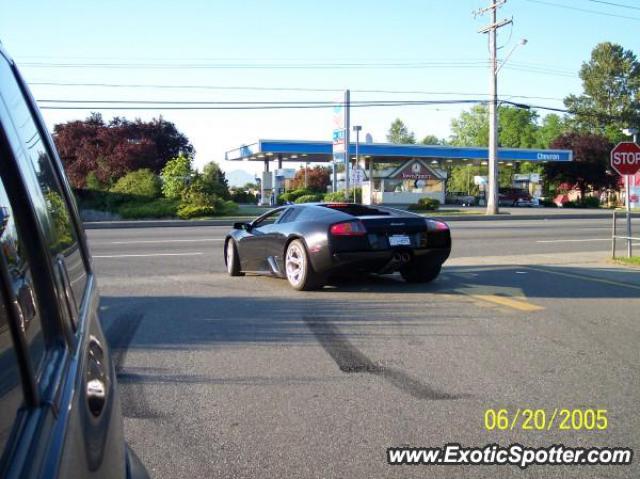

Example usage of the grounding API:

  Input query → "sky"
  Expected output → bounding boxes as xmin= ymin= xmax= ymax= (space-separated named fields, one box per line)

xmin=1 ymin=0 xmax=638 ymax=180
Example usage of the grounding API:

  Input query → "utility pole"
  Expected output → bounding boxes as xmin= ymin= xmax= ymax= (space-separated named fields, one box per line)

xmin=476 ymin=0 xmax=512 ymax=215
xmin=353 ymin=125 xmax=362 ymax=203
xmin=344 ymin=90 xmax=351 ymax=199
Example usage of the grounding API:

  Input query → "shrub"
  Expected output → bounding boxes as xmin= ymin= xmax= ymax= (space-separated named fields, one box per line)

xmin=177 ymin=204 xmax=216 ymax=219
xmin=280 ymin=188 xmax=313 ymax=203
xmin=117 ymin=198 xmax=178 ymax=219
xmin=408 ymin=197 xmax=440 ymax=211
xmin=75 ymin=189 xmax=137 ymax=211
xmin=161 ymin=154 xmax=193 ymax=199
xmin=563 ymin=197 xmax=600 ymax=208
xmin=231 ymin=189 xmax=257 ymax=203
xmin=110 ymin=169 xmax=160 ymax=198
xmin=294 ymin=194 xmax=323 ymax=204
xmin=582 ymin=196 xmax=601 ymax=208
xmin=323 ymin=191 xmax=349 ymax=202
xmin=219 ymin=200 xmax=239 ymax=215
xmin=85 ymin=171 xmax=106 ymax=191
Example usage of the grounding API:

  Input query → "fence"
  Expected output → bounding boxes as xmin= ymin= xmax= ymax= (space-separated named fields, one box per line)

xmin=611 ymin=211 xmax=639 ymax=258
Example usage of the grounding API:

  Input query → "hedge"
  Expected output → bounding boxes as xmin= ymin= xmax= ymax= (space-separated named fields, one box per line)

xmin=407 ymin=197 xmax=440 ymax=211
xmin=294 ymin=194 xmax=323 ymax=204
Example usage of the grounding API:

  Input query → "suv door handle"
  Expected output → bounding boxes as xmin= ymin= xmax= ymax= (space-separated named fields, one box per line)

xmin=86 ymin=335 xmax=108 ymax=417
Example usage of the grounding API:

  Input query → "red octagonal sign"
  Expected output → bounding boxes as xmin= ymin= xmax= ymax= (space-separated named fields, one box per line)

xmin=611 ymin=142 xmax=640 ymax=176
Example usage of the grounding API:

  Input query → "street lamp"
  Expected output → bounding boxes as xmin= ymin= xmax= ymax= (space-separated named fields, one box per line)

xmin=352 ymin=125 xmax=362 ymax=203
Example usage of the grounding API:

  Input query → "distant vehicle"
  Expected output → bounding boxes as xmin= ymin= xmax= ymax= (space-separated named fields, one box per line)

xmin=0 ymin=47 xmax=148 ymax=479
xmin=224 ymin=203 xmax=451 ymax=290
xmin=446 ymin=192 xmax=476 ymax=206
xmin=499 ymin=188 xmax=533 ymax=207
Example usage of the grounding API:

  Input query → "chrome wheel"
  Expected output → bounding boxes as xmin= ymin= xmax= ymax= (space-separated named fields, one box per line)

xmin=285 ymin=242 xmax=305 ymax=287
xmin=226 ymin=241 xmax=234 ymax=274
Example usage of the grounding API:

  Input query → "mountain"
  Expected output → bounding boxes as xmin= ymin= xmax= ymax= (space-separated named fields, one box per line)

xmin=226 ymin=169 xmax=256 ymax=187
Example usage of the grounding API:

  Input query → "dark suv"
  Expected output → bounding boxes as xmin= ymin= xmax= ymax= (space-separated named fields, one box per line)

xmin=0 ymin=47 xmax=148 ymax=478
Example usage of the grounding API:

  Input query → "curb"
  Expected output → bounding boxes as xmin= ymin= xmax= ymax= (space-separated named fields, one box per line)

xmin=82 ymin=212 xmax=639 ymax=229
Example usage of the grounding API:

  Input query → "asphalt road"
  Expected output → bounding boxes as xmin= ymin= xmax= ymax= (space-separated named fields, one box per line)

xmin=87 ymin=217 xmax=640 ymax=479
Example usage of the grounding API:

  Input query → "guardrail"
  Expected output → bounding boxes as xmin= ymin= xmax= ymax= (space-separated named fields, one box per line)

xmin=611 ymin=211 xmax=638 ymax=258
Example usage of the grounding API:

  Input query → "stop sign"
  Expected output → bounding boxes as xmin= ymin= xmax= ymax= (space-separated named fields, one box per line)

xmin=610 ymin=142 xmax=640 ymax=176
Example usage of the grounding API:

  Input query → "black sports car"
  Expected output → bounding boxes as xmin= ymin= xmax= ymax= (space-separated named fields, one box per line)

xmin=224 ymin=203 xmax=451 ymax=290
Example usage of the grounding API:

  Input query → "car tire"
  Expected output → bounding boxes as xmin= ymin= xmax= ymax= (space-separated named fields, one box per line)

xmin=400 ymin=262 xmax=442 ymax=284
xmin=285 ymin=239 xmax=321 ymax=291
xmin=225 ymin=239 xmax=244 ymax=277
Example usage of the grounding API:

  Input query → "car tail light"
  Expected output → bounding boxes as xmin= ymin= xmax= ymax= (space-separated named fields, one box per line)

xmin=426 ymin=219 xmax=449 ymax=232
xmin=330 ymin=220 xmax=367 ymax=236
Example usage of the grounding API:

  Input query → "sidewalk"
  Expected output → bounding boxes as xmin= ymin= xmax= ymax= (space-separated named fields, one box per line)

xmin=82 ymin=207 xmax=639 ymax=229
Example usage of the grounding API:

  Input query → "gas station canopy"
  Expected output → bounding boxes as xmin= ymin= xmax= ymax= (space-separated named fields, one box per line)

xmin=225 ymin=139 xmax=573 ymax=164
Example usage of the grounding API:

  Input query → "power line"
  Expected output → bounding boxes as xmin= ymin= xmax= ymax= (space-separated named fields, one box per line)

xmin=585 ymin=0 xmax=640 ymax=12
xmin=38 ymin=99 xmax=484 ymax=110
xmin=524 ymin=0 xmax=640 ymax=21
xmin=34 ymin=96 xmax=574 ymax=115
xmin=21 ymin=60 xmax=492 ymax=70
xmin=26 ymin=81 xmax=565 ymax=101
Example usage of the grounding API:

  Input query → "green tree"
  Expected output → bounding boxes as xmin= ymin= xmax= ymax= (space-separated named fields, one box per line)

xmin=450 ymin=104 xmax=540 ymax=147
xmin=201 ymin=161 xmax=231 ymax=199
xmin=110 ymin=168 xmax=161 ymax=198
xmin=421 ymin=134 xmax=445 ymax=145
xmin=448 ymin=165 xmax=480 ymax=195
xmin=161 ymin=154 xmax=193 ymax=199
xmin=387 ymin=118 xmax=416 ymax=144
xmin=449 ymin=105 xmax=489 ymax=146
xmin=536 ymin=114 xmax=567 ymax=148
xmin=499 ymin=107 xmax=539 ymax=148
xmin=564 ymin=42 xmax=640 ymax=142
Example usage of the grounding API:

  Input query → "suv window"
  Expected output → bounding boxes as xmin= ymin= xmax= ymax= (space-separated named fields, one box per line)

xmin=0 ymin=59 xmax=87 ymax=308
xmin=0 ymin=287 xmax=26 ymax=468
xmin=0 ymin=181 xmax=44 ymax=372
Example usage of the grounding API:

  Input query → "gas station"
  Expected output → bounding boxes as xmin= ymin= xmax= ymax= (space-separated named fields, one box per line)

xmin=225 ymin=139 xmax=573 ymax=206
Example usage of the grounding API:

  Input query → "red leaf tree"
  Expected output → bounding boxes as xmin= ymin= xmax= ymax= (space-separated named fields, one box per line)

xmin=546 ymin=132 xmax=616 ymax=201
xmin=290 ymin=166 xmax=331 ymax=192
xmin=53 ymin=113 xmax=194 ymax=188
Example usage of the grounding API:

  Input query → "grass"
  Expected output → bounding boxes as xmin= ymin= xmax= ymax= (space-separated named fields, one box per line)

xmin=613 ymin=256 xmax=640 ymax=267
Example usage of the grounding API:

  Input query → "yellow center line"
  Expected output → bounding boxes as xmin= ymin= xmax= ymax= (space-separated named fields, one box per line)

xmin=467 ymin=294 xmax=544 ymax=312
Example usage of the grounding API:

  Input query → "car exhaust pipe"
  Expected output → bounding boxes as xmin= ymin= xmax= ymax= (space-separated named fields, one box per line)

xmin=380 ymin=251 xmax=411 ymax=274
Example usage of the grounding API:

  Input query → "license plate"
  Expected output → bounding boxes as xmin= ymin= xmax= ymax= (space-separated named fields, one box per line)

xmin=389 ymin=235 xmax=411 ymax=246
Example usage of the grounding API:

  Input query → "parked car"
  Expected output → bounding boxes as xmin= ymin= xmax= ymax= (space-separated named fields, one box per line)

xmin=225 ymin=203 xmax=451 ymax=290
xmin=0 ymin=46 xmax=149 ymax=478
xmin=446 ymin=192 xmax=477 ymax=206
xmin=498 ymin=188 xmax=533 ymax=207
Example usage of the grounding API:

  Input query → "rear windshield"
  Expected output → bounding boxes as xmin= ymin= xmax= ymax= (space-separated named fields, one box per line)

xmin=321 ymin=204 xmax=390 ymax=216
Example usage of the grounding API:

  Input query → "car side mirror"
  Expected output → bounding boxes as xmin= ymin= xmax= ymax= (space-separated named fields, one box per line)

xmin=233 ymin=222 xmax=251 ymax=231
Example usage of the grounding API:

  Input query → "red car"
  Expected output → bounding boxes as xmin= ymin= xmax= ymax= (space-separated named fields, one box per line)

xmin=498 ymin=188 xmax=533 ymax=206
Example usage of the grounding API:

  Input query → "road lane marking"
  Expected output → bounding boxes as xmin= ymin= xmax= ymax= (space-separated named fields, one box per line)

xmin=449 ymin=278 xmax=544 ymax=312
xmin=536 ymin=238 xmax=609 ymax=243
xmin=526 ymin=266 xmax=640 ymax=291
xmin=108 ymin=239 xmax=224 ymax=245
xmin=468 ymin=294 xmax=544 ymax=312
xmin=93 ymin=252 xmax=204 ymax=258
